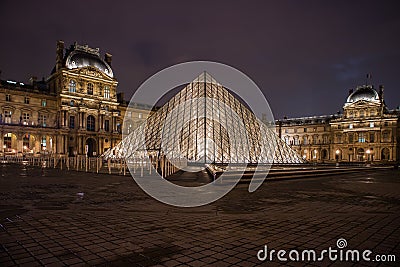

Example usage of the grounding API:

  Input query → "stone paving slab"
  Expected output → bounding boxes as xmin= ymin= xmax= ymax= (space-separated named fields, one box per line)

xmin=0 ymin=164 xmax=399 ymax=266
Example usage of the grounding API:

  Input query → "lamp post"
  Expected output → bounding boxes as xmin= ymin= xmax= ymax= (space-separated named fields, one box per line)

xmin=335 ymin=149 xmax=340 ymax=166
xmin=366 ymin=149 xmax=371 ymax=164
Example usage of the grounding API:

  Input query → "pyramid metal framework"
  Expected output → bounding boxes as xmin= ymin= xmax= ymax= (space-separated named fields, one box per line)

xmin=103 ymin=72 xmax=304 ymax=164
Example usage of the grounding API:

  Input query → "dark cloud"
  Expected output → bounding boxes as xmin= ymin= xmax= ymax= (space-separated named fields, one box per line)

xmin=0 ymin=0 xmax=399 ymax=118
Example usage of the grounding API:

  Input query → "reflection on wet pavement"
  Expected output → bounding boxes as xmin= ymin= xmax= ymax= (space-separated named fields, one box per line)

xmin=0 ymin=163 xmax=399 ymax=266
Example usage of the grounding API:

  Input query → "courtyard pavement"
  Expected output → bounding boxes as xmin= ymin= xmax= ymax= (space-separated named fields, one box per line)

xmin=0 ymin=164 xmax=399 ymax=266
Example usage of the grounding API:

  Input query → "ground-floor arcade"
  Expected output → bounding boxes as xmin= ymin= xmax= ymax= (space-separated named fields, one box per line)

xmin=0 ymin=126 xmax=121 ymax=157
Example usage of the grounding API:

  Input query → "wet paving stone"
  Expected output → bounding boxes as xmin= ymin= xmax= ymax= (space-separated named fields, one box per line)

xmin=0 ymin=164 xmax=399 ymax=266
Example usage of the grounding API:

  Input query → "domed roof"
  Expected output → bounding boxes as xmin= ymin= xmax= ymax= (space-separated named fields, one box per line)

xmin=65 ymin=50 xmax=113 ymax=78
xmin=346 ymin=85 xmax=379 ymax=103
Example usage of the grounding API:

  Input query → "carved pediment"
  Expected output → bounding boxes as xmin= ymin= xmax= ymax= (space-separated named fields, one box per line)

xmin=69 ymin=66 xmax=114 ymax=81
xmin=345 ymin=100 xmax=380 ymax=109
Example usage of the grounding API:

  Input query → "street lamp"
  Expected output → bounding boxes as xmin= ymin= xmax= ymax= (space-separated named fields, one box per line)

xmin=335 ymin=149 xmax=340 ymax=166
xmin=366 ymin=149 xmax=371 ymax=163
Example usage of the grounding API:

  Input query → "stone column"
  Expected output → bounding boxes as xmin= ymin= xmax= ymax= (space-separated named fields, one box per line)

xmin=77 ymin=112 xmax=81 ymax=129
xmin=64 ymin=135 xmax=68 ymax=155
xmin=82 ymin=113 xmax=86 ymax=129
xmin=0 ymin=131 xmax=3 ymax=153
xmin=17 ymin=133 xmax=23 ymax=153
xmin=65 ymin=111 xmax=69 ymax=128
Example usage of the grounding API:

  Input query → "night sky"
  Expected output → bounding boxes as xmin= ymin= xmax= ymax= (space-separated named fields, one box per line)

xmin=0 ymin=1 xmax=399 ymax=119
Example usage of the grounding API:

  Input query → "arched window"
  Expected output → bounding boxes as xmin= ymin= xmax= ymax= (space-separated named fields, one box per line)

xmin=293 ymin=136 xmax=299 ymax=145
xmin=303 ymin=136 xmax=308 ymax=145
xmin=41 ymin=136 xmax=47 ymax=150
xmin=284 ymin=136 xmax=289 ymax=145
xmin=312 ymin=135 xmax=318 ymax=144
xmin=104 ymin=86 xmax=110 ymax=99
xmin=4 ymin=133 xmax=12 ymax=149
xmin=381 ymin=148 xmax=390 ymax=160
xmin=87 ymin=115 xmax=95 ymax=131
xmin=87 ymin=83 xmax=93 ymax=95
xmin=69 ymin=80 xmax=76 ymax=93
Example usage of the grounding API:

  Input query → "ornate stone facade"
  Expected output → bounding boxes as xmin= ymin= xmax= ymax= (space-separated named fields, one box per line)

xmin=277 ymin=85 xmax=400 ymax=163
xmin=0 ymin=41 xmax=150 ymax=157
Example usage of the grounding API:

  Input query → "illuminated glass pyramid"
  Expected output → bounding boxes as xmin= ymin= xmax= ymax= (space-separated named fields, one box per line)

xmin=103 ymin=72 xmax=304 ymax=164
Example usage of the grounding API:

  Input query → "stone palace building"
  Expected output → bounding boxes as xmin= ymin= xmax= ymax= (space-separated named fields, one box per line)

xmin=277 ymin=84 xmax=400 ymax=163
xmin=0 ymin=40 xmax=398 ymax=163
xmin=0 ymin=41 xmax=150 ymax=157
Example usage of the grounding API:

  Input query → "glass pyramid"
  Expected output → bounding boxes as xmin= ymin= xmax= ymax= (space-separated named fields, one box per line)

xmin=103 ymin=72 xmax=304 ymax=165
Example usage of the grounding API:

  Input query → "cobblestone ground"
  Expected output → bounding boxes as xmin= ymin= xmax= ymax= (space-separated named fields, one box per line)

xmin=0 ymin=164 xmax=399 ymax=266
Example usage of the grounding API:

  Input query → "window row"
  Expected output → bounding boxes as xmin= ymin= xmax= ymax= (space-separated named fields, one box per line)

xmin=68 ymin=115 xmax=113 ymax=133
xmin=0 ymin=111 xmax=49 ymax=126
xmin=284 ymin=135 xmax=330 ymax=146
xmin=68 ymin=80 xmax=111 ymax=99
xmin=336 ymin=132 xmax=390 ymax=143
xmin=4 ymin=95 xmax=47 ymax=106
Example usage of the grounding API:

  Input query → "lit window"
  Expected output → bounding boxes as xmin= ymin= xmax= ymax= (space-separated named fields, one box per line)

xmin=23 ymin=134 xmax=30 ymax=150
xmin=358 ymin=132 xmax=366 ymax=143
xmin=138 ymin=113 xmax=143 ymax=119
xmin=23 ymin=113 xmax=30 ymax=125
xmin=41 ymin=136 xmax=47 ymax=150
xmin=41 ymin=99 xmax=47 ymax=107
xmin=87 ymin=83 xmax=93 ymax=95
xmin=39 ymin=114 xmax=47 ymax=127
xmin=4 ymin=110 xmax=12 ymax=123
xmin=69 ymin=80 xmax=76 ymax=93
xmin=24 ymin=97 xmax=30 ymax=104
xmin=5 ymin=94 xmax=11 ymax=102
xmin=370 ymin=122 xmax=374 ymax=128
xmin=349 ymin=124 xmax=353 ymax=129
xmin=4 ymin=133 xmax=12 ymax=149
xmin=104 ymin=86 xmax=110 ymax=99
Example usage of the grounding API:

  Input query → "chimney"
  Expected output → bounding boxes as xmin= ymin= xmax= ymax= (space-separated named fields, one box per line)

xmin=117 ymin=92 xmax=124 ymax=103
xmin=348 ymin=88 xmax=354 ymax=96
xmin=105 ymin=53 xmax=112 ymax=66
xmin=29 ymin=76 xmax=37 ymax=85
xmin=379 ymin=85 xmax=384 ymax=101
xmin=56 ymin=40 xmax=64 ymax=72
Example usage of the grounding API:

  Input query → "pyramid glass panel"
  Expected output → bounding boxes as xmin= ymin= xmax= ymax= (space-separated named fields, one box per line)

xmin=103 ymin=72 xmax=304 ymax=165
